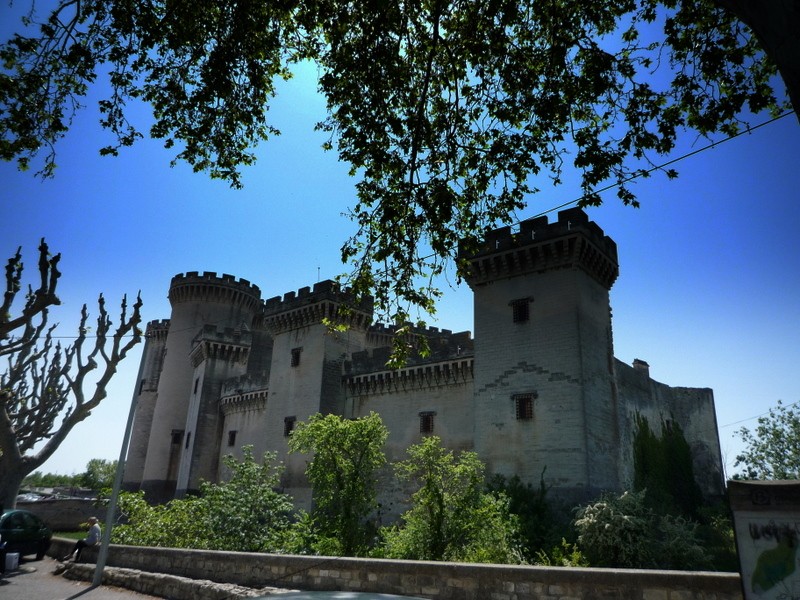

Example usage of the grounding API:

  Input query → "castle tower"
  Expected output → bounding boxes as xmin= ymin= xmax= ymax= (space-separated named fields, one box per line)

xmin=463 ymin=208 xmax=620 ymax=501
xmin=137 ymin=272 xmax=261 ymax=502
xmin=174 ymin=325 xmax=253 ymax=497
xmin=260 ymin=280 xmax=373 ymax=508
xmin=122 ymin=319 xmax=170 ymax=490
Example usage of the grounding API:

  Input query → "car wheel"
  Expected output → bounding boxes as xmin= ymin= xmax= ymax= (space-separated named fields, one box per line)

xmin=36 ymin=541 xmax=48 ymax=560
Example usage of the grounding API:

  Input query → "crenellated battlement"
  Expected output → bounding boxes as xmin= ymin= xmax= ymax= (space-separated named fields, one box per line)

xmin=168 ymin=271 xmax=262 ymax=309
xmin=460 ymin=208 xmax=619 ymax=289
xmin=219 ymin=389 xmax=268 ymax=416
xmin=263 ymin=280 xmax=372 ymax=313
xmin=350 ymin=328 xmax=474 ymax=375
xmin=366 ymin=324 xmax=473 ymax=360
xmin=261 ymin=279 xmax=373 ymax=334
xmin=221 ymin=373 xmax=270 ymax=396
xmin=344 ymin=355 xmax=474 ymax=396
xmin=219 ymin=374 xmax=270 ymax=416
xmin=189 ymin=324 xmax=252 ymax=367
xmin=368 ymin=322 xmax=471 ymax=339
xmin=145 ymin=319 xmax=170 ymax=340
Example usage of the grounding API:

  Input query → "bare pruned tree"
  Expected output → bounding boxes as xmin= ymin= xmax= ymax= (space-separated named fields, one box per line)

xmin=0 ymin=240 xmax=142 ymax=508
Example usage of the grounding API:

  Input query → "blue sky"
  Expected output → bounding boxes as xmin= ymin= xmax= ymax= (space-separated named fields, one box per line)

xmin=1 ymin=10 xmax=799 ymax=480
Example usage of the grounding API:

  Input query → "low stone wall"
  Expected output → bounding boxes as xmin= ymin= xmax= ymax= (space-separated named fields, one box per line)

xmin=59 ymin=562 xmax=277 ymax=600
xmin=49 ymin=538 xmax=743 ymax=600
xmin=18 ymin=499 xmax=99 ymax=531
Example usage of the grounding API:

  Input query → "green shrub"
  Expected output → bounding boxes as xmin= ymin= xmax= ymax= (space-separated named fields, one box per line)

xmin=112 ymin=447 xmax=295 ymax=552
xmin=574 ymin=489 xmax=711 ymax=570
xmin=379 ymin=437 xmax=522 ymax=564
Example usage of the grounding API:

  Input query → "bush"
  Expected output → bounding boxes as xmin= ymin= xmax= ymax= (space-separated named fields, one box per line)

xmin=535 ymin=538 xmax=588 ymax=567
xmin=112 ymin=447 xmax=295 ymax=552
xmin=288 ymin=412 xmax=388 ymax=556
xmin=379 ymin=437 xmax=522 ymax=564
xmin=574 ymin=489 xmax=711 ymax=570
xmin=487 ymin=472 xmax=571 ymax=561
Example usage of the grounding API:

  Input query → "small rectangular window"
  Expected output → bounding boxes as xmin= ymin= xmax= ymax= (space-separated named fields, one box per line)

xmin=514 ymin=393 xmax=537 ymax=420
xmin=419 ymin=411 xmax=436 ymax=434
xmin=284 ymin=416 xmax=297 ymax=437
xmin=291 ymin=347 xmax=302 ymax=367
xmin=138 ymin=379 xmax=146 ymax=395
xmin=185 ymin=432 xmax=192 ymax=449
xmin=511 ymin=298 xmax=530 ymax=323
xmin=171 ymin=430 xmax=184 ymax=445
xmin=193 ymin=377 xmax=199 ymax=394
xmin=227 ymin=430 xmax=237 ymax=447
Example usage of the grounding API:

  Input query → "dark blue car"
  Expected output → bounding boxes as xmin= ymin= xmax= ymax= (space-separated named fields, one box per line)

xmin=0 ymin=509 xmax=52 ymax=561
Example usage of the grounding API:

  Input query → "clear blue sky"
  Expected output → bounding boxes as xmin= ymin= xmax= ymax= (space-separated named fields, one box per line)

xmin=1 ymin=7 xmax=799 ymax=480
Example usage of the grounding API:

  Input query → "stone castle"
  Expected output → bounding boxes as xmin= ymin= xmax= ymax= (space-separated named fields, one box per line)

xmin=123 ymin=208 xmax=724 ymax=509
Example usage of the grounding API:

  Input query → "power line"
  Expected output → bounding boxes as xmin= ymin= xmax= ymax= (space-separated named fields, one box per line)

xmin=719 ymin=399 xmax=799 ymax=429
xmin=521 ymin=110 xmax=796 ymax=222
xmin=7 ymin=109 xmax=795 ymax=342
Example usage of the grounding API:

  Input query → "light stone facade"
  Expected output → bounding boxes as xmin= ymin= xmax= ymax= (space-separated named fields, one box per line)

xmin=123 ymin=208 xmax=724 ymax=509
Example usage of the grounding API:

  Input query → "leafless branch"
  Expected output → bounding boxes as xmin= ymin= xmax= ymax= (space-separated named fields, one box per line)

xmin=0 ymin=241 xmax=142 ymax=507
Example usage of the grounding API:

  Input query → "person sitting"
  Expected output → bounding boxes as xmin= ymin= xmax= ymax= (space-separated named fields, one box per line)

xmin=62 ymin=516 xmax=101 ymax=562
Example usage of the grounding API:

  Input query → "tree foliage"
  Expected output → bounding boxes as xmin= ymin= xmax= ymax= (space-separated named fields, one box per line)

xmin=380 ymin=436 xmax=521 ymax=563
xmin=0 ymin=240 xmax=142 ymax=509
xmin=0 ymin=1 xmax=793 ymax=344
xmin=288 ymin=412 xmax=388 ymax=556
xmin=81 ymin=458 xmax=118 ymax=491
xmin=734 ymin=400 xmax=800 ymax=480
xmin=632 ymin=414 xmax=703 ymax=518
xmin=574 ymin=489 xmax=710 ymax=570
xmin=487 ymin=472 xmax=569 ymax=561
xmin=22 ymin=469 xmax=82 ymax=489
xmin=112 ymin=446 xmax=295 ymax=552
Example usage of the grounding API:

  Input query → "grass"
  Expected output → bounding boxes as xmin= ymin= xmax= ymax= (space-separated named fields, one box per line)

xmin=55 ymin=531 xmax=85 ymax=540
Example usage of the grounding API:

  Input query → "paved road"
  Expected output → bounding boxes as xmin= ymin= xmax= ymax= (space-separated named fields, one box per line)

xmin=0 ymin=557 xmax=159 ymax=600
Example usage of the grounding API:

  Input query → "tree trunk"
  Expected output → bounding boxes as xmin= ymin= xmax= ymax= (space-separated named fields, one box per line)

xmin=0 ymin=463 xmax=26 ymax=510
xmin=717 ymin=0 xmax=800 ymax=122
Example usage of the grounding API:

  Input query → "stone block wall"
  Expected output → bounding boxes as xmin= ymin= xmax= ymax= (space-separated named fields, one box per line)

xmin=49 ymin=539 xmax=743 ymax=600
xmin=19 ymin=499 xmax=99 ymax=531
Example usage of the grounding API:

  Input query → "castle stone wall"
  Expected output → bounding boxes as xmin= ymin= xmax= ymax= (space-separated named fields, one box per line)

xmin=614 ymin=358 xmax=725 ymax=497
xmin=124 ymin=319 xmax=169 ymax=489
xmin=219 ymin=376 xmax=270 ymax=471
xmin=347 ymin=356 xmax=475 ymax=518
xmin=176 ymin=328 xmax=252 ymax=495
xmin=471 ymin=269 xmax=593 ymax=498
xmin=125 ymin=209 xmax=723 ymax=512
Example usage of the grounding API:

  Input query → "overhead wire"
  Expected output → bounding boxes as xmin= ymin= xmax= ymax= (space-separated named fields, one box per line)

xmin=719 ymin=399 xmax=800 ymax=429
xmin=7 ymin=109 xmax=795 ymax=342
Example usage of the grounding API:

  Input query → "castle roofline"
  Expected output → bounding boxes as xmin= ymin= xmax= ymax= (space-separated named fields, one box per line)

xmin=168 ymin=271 xmax=262 ymax=308
xmin=145 ymin=319 xmax=170 ymax=340
xmin=260 ymin=279 xmax=373 ymax=334
xmin=344 ymin=355 xmax=474 ymax=396
xmin=262 ymin=279 xmax=372 ymax=313
xmin=460 ymin=207 xmax=619 ymax=289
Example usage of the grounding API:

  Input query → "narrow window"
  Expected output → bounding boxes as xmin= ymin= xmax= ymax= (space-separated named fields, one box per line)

xmin=193 ymin=377 xmax=199 ymax=394
xmin=284 ymin=416 xmax=297 ymax=437
xmin=511 ymin=298 xmax=530 ymax=323
xmin=171 ymin=430 xmax=184 ymax=445
xmin=291 ymin=347 xmax=302 ymax=367
xmin=419 ymin=411 xmax=436 ymax=434
xmin=138 ymin=379 xmax=146 ymax=395
xmin=514 ymin=393 xmax=537 ymax=420
xmin=227 ymin=430 xmax=237 ymax=447
xmin=185 ymin=432 xmax=191 ymax=449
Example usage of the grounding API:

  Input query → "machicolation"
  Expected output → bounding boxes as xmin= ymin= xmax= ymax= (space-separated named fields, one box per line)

xmin=168 ymin=271 xmax=262 ymax=308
